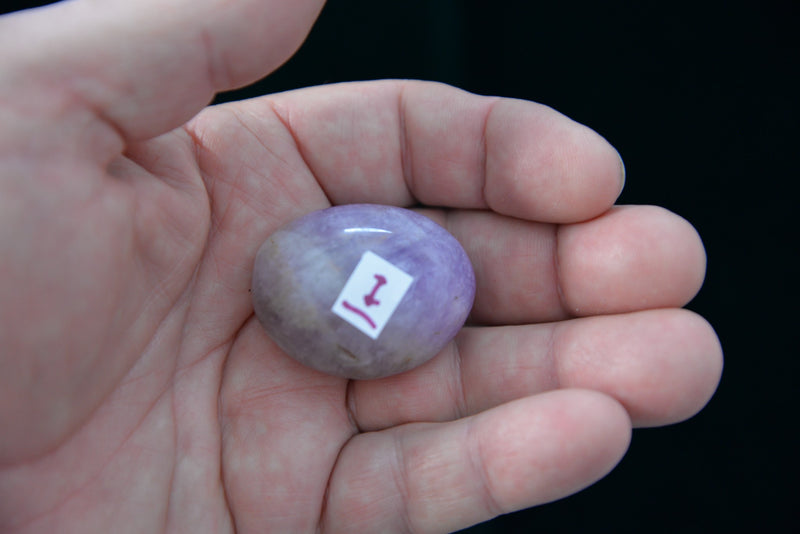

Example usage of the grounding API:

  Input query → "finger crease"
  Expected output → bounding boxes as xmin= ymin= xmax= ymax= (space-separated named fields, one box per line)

xmin=480 ymin=98 xmax=500 ymax=212
xmin=344 ymin=380 xmax=363 ymax=434
xmin=267 ymin=99 xmax=334 ymax=206
xmin=391 ymin=431 xmax=420 ymax=534
xmin=465 ymin=416 xmax=505 ymax=518
xmin=553 ymin=223 xmax=573 ymax=317
xmin=451 ymin=334 xmax=470 ymax=420
xmin=199 ymin=27 xmax=231 ymax=92
xmin=397 ymin=82 xmax=417 ymax=203
xmin=548 ymin=321 xmax=565 ymax=389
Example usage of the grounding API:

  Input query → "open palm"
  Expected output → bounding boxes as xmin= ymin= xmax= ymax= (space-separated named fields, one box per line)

xmin=0 ymin=1 xmax=722 ymax=533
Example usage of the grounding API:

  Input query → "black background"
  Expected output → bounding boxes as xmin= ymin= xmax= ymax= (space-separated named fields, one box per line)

xmin=3 ymin=1 xmax=797 ymax=532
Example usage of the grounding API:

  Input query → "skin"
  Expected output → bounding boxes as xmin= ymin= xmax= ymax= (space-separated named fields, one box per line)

xmin=0 ymin=1 xmax=723 ymax=532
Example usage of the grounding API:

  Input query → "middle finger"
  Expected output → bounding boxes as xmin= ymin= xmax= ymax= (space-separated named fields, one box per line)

xmin=424 ymin=204 xmax=707 ymax=325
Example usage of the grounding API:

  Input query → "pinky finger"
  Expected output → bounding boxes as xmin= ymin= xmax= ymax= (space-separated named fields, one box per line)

xmin=321 ymin=389 xmax=631 ymax=533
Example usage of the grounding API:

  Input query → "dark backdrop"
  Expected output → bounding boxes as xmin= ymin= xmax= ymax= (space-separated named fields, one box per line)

xmin=3 ymin=1 xmax=797 ymax=532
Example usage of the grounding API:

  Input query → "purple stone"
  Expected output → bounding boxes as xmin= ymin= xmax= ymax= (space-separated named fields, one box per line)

xmin=251 ymin=204 xmax=475 ymax=379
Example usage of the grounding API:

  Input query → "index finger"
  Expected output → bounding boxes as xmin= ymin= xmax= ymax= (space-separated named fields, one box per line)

xmin=266 ymin=80 xmax=625 ymax=222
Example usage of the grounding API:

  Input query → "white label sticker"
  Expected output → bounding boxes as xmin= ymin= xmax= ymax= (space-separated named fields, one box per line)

xmin=331 ymin=251 xmax=414 ymax=339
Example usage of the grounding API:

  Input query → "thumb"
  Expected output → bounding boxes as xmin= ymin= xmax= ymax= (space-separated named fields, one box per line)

xmin=0 ymin=0 xmax=324 ymax=143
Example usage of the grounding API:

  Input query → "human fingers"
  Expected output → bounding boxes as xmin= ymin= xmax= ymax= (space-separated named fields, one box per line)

xmin=322 ymin=389 xmax=631 ymax=533
xmin=178 ymin=78 xmax=627 ymax=341
xmin=418 ymin=204 xmax=707 ymax=324
xmin=349 ymin=308 xmax=723 ymax=430
xmin=0 ymin=0 xmax=324 ymax=144
xmin=219 ymin=319 xmax=352 ymax=533
xmin=262 ymin=79 xmax=625 ymax=222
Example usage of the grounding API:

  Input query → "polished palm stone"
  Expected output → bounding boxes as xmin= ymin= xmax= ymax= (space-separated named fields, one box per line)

xmin=251 ymin=204 xmax=475 ymax=379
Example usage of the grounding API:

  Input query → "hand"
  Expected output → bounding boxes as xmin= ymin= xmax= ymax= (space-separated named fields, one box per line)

xmin=0 ymin=1 xmax=722 ymax=532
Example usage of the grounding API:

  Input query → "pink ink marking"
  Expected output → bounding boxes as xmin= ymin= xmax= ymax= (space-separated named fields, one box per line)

xmin=364 ymin=274 xmax=387 ymax=307
xmin=342 ymin=300 xmax=376 ymax=329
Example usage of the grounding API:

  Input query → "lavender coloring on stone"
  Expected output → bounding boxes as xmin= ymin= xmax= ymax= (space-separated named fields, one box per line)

xmin=251 ymin=204 xmax=475 ymax=379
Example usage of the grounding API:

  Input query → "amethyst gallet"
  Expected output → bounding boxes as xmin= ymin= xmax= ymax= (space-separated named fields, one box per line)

xmin=251 ymin=204 xmax=476 ymax=380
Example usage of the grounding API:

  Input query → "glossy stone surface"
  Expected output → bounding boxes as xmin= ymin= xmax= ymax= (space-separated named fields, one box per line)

xmin=252 ymin=204 xmax=475 ymax=379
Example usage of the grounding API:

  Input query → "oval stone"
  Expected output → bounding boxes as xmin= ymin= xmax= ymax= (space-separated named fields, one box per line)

xmin=251 ymin=204 xmax=475 ymax=380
